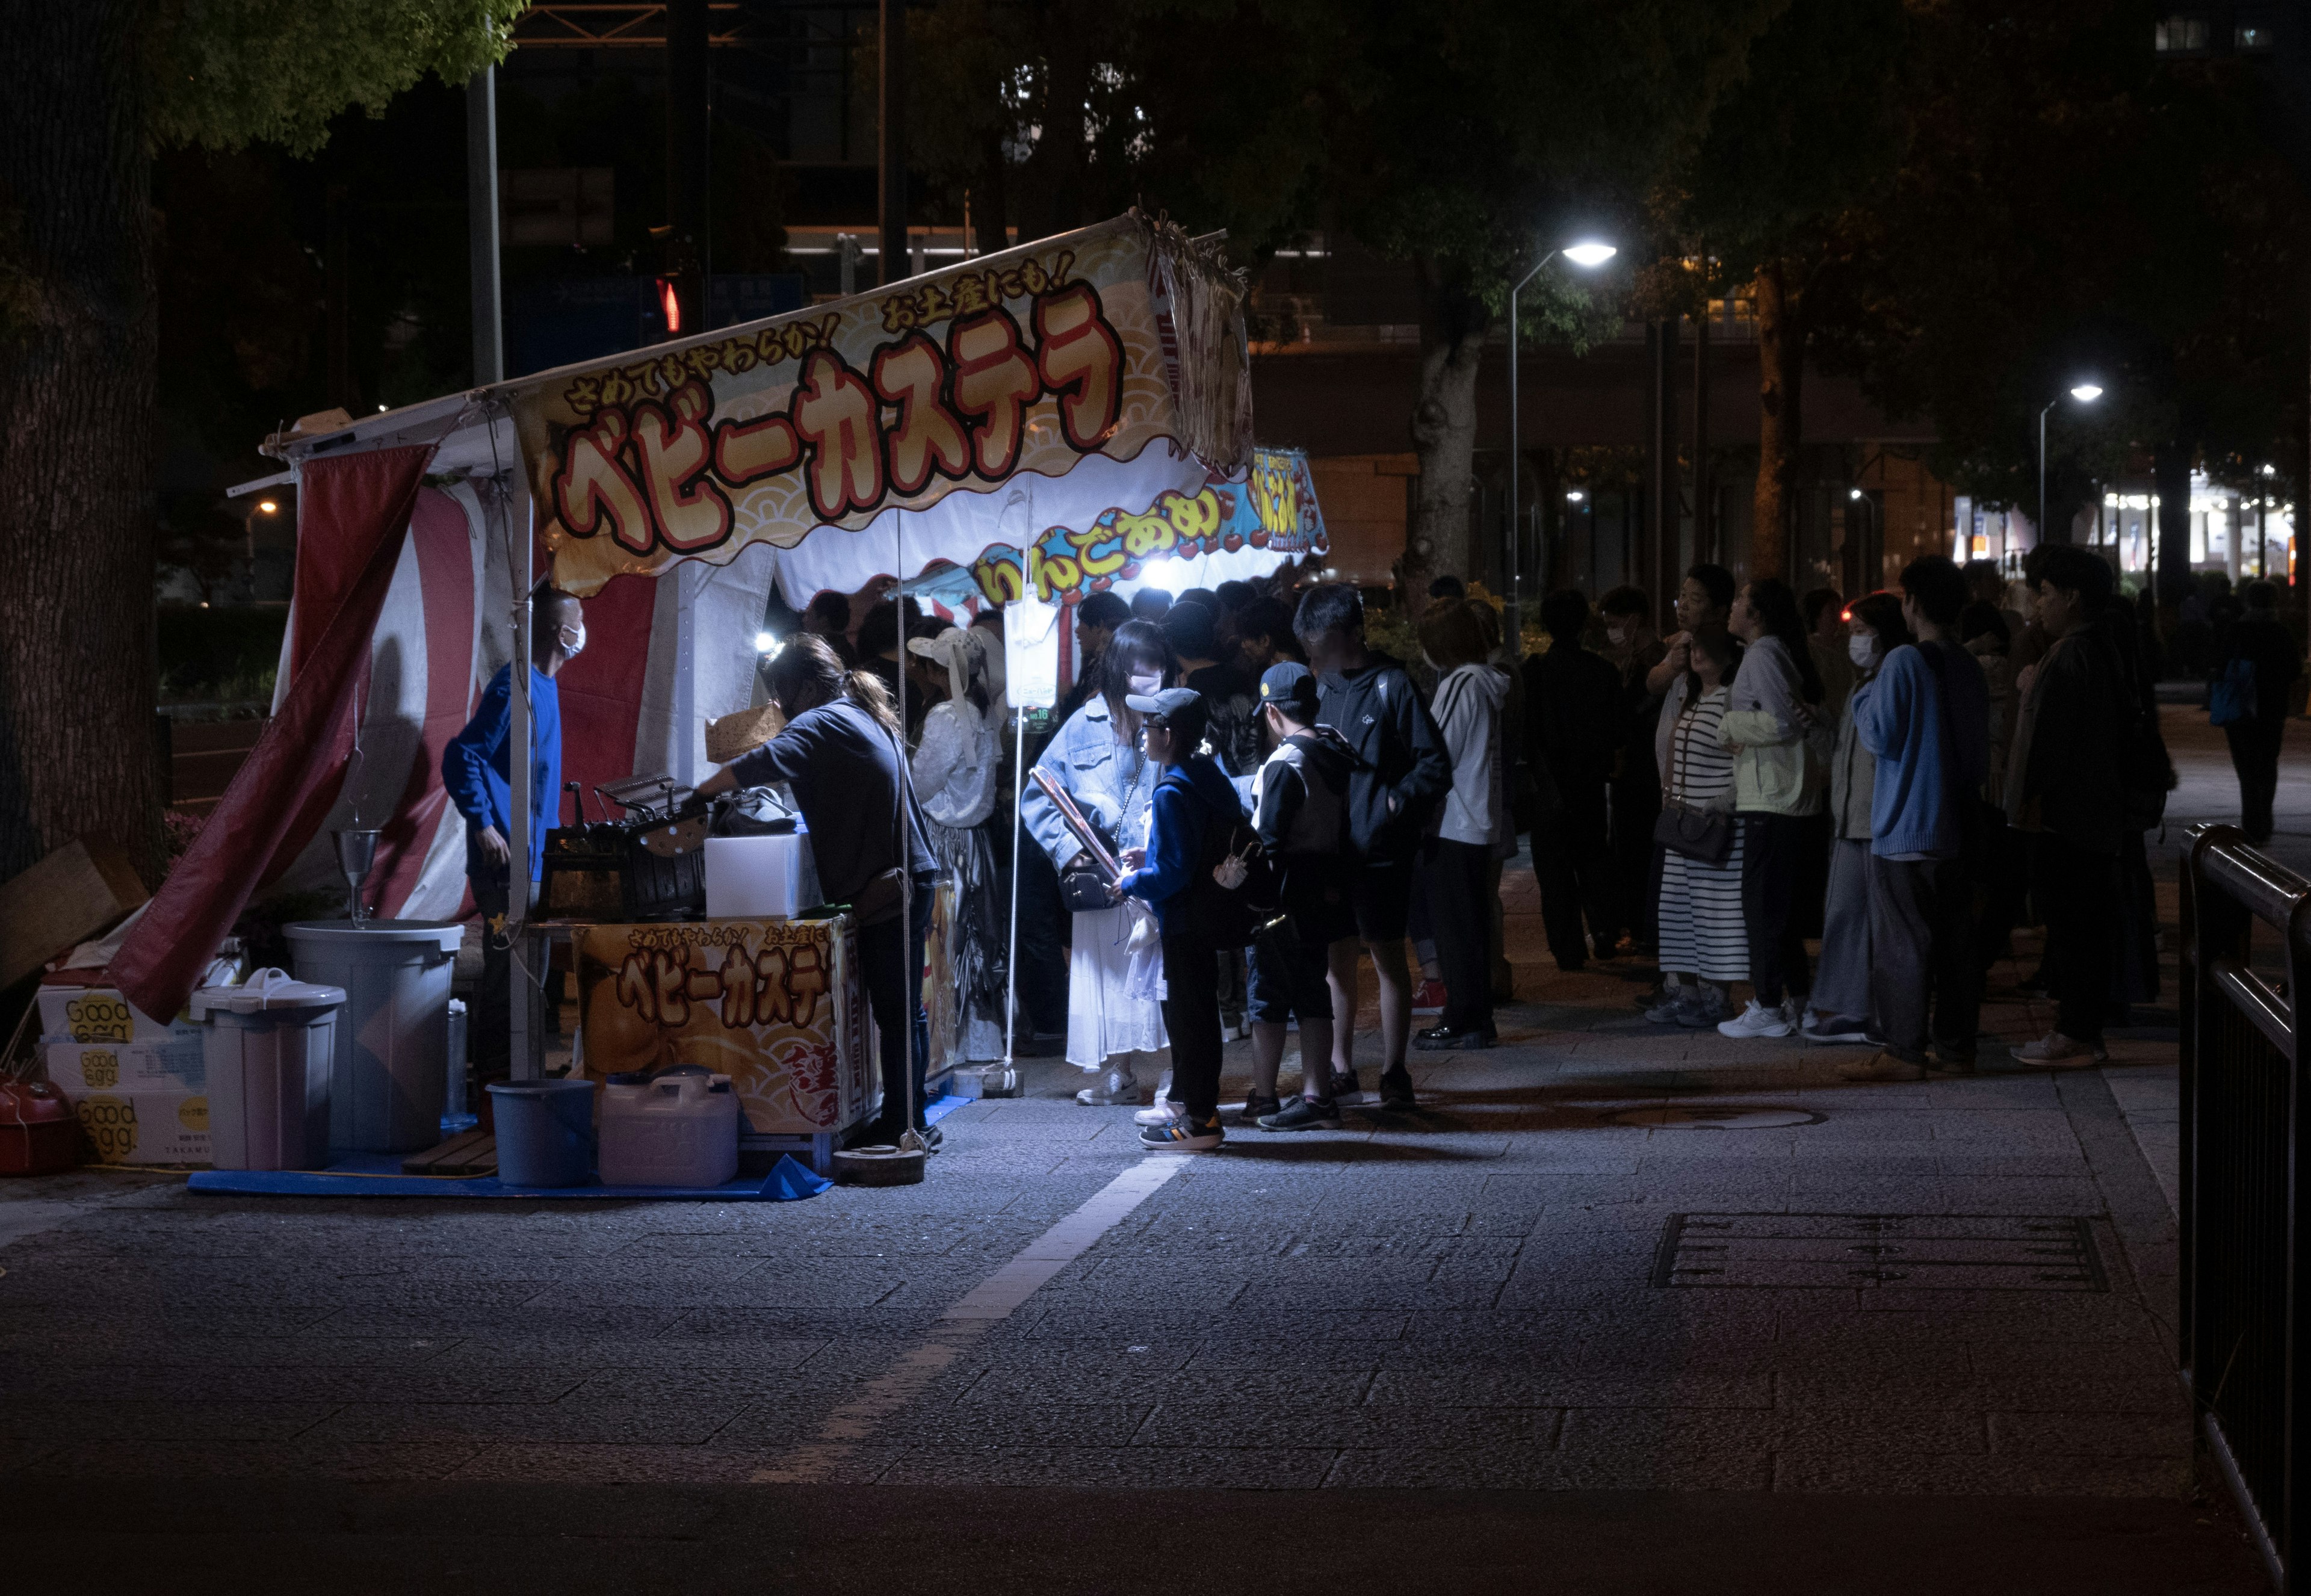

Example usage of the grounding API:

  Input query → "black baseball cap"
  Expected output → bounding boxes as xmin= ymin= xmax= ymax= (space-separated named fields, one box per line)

xmin=1258 ymin=662 xmax=1320 ymax=719
xmin=1125 ymin=686 xmax=1209 ymax=744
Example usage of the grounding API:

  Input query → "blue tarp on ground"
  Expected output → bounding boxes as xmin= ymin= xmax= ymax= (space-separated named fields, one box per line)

xmin=183 ymin=1093 xmax=970 ymax=1199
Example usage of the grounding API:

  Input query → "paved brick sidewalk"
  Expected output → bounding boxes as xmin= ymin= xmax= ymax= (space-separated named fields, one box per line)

xmin=0 ymin=701 xmax=2291 ymax=1590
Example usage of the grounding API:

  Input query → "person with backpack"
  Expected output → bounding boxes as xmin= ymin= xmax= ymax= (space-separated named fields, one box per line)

xmin=1837 ymin=557 xmax=1990 ymax=1081
xmin=1244 ymin=664 xmax=1359 ymax=1130
xmin=2212 ymin=578 xmax=2300 ymax=844
xmin=1111 ymin=687 xmax=1249 ymax=1151
xmin=1296 ymin=584 xmax=1453 ymax=1107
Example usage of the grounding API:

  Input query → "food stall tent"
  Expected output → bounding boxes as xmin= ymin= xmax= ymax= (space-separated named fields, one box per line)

xmin=111 ymin=214 xmax=1280 ymax=1117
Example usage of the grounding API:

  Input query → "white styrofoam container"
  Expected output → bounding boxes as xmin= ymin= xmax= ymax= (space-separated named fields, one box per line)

xmin=38 ymin=986 xmax=200 ymax=1045
xmin=73 ymin=1090 xmax=210 ymax=1166
xmin=44 ymin=1038 xmax=207 ymax=1096
xmin=598 ymin=1071 xmax=740 ymax=1187
xmin=705 ymin=834 xmax=807 ymax=920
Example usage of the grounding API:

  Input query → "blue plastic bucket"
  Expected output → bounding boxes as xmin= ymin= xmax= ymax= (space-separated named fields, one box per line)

xmin=486 ymin=1078 xmax=596 ymax=1188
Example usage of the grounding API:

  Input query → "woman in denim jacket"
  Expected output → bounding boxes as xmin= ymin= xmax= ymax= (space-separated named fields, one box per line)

xmin=1020 ymin=619 xmax=1179 ymax=1105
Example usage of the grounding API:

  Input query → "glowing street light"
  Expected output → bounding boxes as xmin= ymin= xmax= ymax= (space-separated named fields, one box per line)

xmin=1508 ymin=240 xmax=1617 ymax=645
xmin=2040 ymin=381 xmax=2104 ymax=542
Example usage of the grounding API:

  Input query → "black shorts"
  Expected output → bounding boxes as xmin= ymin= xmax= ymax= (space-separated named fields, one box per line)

xmin=1351 ymin=860 xmax=1415 ymax=943
xmin=1248 ymin=932 xmax=1332 ymax=1025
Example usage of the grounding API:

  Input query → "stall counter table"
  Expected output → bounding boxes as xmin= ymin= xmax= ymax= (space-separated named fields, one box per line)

xmin=533 ymin=913 xmax=876 ymax=1175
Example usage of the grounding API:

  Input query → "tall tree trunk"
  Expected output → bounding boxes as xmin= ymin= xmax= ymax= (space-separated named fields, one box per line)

xmin=1403 ymin=264 xmax=1488 ymax=602
xmin=1021 ymin=7 xmax=1091 ymax=241
xmin=0 ymin=0 xmax=161 ymax=885
xmin=2153 ymin=440 xmax=2194 ymax=611
xmin=1751 ymin=259 xmax=1802 ymax=581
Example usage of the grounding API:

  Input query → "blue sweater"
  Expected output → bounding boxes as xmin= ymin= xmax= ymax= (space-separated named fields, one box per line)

xmin=442 ymin=663 xmax=562 ymax=884
xmin=1851 ymin=642 xmax=1988 ymax=859
xmin=1115 ymin=755 xmax=1243 ymax=935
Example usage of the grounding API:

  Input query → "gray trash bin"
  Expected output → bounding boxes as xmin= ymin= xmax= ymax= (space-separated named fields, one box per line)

xmin=193 ymin=969 xmax=345 ymax=1171
xmin=285 ymin=920 xmax=464 ymax=1152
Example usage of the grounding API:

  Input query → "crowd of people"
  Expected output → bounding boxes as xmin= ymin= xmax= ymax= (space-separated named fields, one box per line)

xmin=735 ymin=534 xmax=2287 ymax=1153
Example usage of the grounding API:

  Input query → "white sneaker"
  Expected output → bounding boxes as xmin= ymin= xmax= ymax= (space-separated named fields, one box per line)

xmin=1133 ymin=1099 xmax=1185 ymax=1126
xmin=1717 ymin=999 xmax=1795 ymax=1039
xmin=1075 ymin=1067 xmax=1140 ymax=1106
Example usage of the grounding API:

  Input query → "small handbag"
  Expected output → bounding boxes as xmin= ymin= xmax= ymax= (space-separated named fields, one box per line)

xmin=1652 ymin=701 xmax=1734 ymax=864
xmin=1653 ymin=802 xmax=1734 ymax=865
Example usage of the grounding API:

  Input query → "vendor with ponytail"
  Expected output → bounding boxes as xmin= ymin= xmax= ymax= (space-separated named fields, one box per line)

xmin=698 ymin=633 xmax=939 ymax=1146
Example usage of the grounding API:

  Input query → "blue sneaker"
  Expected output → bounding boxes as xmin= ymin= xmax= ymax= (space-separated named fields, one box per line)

xmin=1140 ymin=1113 xmax=1224 ymax=1151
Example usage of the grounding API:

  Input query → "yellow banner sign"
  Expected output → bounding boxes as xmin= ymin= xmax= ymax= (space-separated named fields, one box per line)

xmin=508 ymin=214 xmax=1250 ymax=597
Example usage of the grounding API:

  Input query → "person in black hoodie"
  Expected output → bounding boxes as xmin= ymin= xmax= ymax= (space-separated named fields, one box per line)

xmin=1526 ymin=588 xmax=1626 ymax=968
xmin=1295 ymin=584 xmax=1453 ymax=1109
xmin=1112 ymin=687 xmax=1246 ymax=1151
xmin=1246 ymin=663 xmax=1358 ymax=1131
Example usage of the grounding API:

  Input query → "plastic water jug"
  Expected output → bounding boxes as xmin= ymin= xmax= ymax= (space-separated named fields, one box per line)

xmin=193 ymin=968 xmax=346 ymax=1171
xmin=599 ymin=1068 xmax=739 ymax=1187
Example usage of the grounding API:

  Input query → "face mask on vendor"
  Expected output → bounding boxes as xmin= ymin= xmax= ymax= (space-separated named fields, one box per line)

xmin=558 ymin=622 xmax=586 ymax=660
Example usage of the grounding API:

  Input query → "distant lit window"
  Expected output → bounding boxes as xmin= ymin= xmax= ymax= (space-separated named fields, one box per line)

xmin=2236 ymin=14 xmax=2275 ymax=50
xmin=2154 ymin=14 xmax=2209 ymax=51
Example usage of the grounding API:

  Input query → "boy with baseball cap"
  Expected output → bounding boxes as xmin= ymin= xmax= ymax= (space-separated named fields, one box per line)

xmin=1112 ymin=687 xmax=1248 ymax=1150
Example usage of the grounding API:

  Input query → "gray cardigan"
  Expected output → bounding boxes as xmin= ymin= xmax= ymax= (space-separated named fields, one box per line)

xmin=1827 ymin=686 xmax=1878 ymax=841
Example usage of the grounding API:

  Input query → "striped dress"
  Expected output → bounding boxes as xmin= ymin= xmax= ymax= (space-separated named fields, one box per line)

xmin=1656 ymin=685 xmax=1749 ymax=983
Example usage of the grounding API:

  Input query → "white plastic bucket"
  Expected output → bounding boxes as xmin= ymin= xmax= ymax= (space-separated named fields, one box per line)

xmin=193 ymin=968 xmax=345 ymax=1171
xmin=598 ymin=1069 xmax=739 ymax=1187
xmin=285 ymin=920 xmax=463 ymax=1153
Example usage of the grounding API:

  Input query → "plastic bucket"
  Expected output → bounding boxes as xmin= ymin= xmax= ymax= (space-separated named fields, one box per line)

xmin=487 ymin=1078 xmax=596 ymax=1188
xmin=285 ymin=921 xmax=462 ymax=1153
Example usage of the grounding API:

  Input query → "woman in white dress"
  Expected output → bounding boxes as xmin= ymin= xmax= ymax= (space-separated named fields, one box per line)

xmin=1648 ymin=628 xmax=1748 ymax=1026
xmin=1019 ymin=619 xmax=1178 ymax=1104
xmin=908 ymin=626 xmax=1006 ymax=1063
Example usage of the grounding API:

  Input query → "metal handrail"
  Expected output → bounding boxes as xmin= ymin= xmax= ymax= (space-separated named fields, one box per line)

xmin=2181 ymin=821 xmax=2311 ymax=1592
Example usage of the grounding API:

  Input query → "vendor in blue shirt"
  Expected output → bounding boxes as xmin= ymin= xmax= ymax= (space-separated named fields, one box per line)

xmin=442 ymin=586 xmax=584 ymax=1080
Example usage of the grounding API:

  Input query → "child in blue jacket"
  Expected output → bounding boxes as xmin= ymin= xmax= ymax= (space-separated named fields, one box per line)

xmin=1112 ymin=687 xmax=1244 ymax=1150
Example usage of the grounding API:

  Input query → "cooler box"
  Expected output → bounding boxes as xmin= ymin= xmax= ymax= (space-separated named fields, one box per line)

xmin=193 ymin=968 xmax=345 ymax=1171
xmin=285 ymin=920 xmax=463 ymax=1154
xmin=599 ymin=1068 xmax=740 ymax=1186
xmin=704 ymin=834 xmax=808 ymax=920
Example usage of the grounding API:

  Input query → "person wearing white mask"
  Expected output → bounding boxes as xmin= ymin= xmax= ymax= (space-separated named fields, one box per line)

xmin=443 ymin=584 xmax=585 ymax=1084
xmin=1019 ymin=618 xmax=1180 ymax=1105
xmin=1802 ymin=592 xmax=1912 ymax=1045
xmin=907 ymin=626 xmax=1007 ymax=1064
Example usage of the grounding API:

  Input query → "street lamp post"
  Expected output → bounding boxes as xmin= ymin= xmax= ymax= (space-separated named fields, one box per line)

xmin=2038 ymin=382 xmax=2103 ymax=546
xmin=1506 ymin=240 xmax=1615 ymax=652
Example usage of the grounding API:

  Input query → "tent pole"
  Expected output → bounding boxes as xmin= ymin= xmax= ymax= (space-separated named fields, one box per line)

xmin=894 ymin=515 xmax=912 ymax=1144
xmin=1004 ymin=705 xmax=1022 ymax=1066
xmin=509 ymin=475 xmax=536 ymax=1081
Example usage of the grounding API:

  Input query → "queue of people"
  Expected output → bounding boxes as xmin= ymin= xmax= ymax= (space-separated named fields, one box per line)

xmin=615 ymin=537 xmax=2235 ymax=1159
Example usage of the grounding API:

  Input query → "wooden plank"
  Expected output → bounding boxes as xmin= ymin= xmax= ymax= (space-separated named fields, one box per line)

xmin=400 ymin=1130 xmax=497 ymax=1176
xmin=0 ymin=837 xmax=149 ymax=989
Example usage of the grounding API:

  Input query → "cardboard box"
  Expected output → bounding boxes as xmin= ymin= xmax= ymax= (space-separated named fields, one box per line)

xmin=38 ymin=985 xmax=200 ymax=1045
xmin=575 ymin=917 xmax=872 ymax=1137
xmin=44 ymin=1038 xmax=208 ymax=1096
xmin=0 ymin=837 xmax=149 ymax=989
xmin=73 ymin=1092 xmax=211 ymax=1166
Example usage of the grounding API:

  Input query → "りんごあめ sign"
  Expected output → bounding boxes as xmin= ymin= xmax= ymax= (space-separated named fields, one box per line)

xmin=509 ymin=215 xmax=1252 ymax=597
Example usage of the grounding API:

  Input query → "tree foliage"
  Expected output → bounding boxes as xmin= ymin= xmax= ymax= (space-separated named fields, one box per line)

xmin=144 ymin=0 xmax=522 ymax=155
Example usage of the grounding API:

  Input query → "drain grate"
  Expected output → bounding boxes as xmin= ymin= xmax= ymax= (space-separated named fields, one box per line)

xmin=1651 ymin=1213 xmax=2106 ymax=1291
